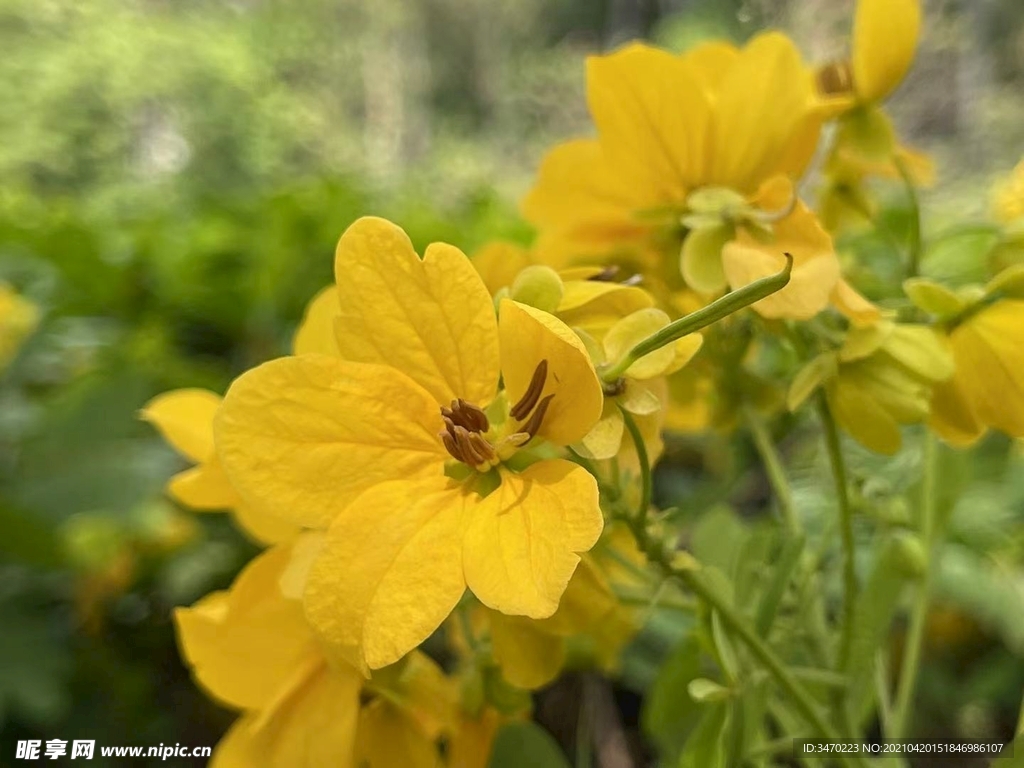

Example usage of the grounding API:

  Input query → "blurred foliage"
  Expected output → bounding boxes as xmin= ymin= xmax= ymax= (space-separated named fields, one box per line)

xmin=1 ymin=0 xmax=1024 ymax=764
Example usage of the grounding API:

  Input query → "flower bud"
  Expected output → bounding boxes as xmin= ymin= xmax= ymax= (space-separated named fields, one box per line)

xmin=510 ymin=266 xmax=564 ymax=314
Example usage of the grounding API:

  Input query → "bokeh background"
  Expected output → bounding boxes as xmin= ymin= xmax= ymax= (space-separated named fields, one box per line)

xmin=1 ymin=0 xmax=1023 ymax=764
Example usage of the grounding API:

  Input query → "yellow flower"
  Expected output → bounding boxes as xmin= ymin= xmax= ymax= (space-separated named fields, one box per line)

xmin=814 ymin=0 xmax=932 ymax=193
xmin=930 ymin=301 xmax=1024 ymax=445
xmin=216 ymin=217 xmax=606 ymax=672
xmin=789 ymin=321 xmax=953 ymax=454
xmin=577 ymin=309 xmax=701 ymax=460
xmin=816 ymin=0 xmax=921 ymax=110
xmin=472 ymin=240 xmax=654 ymax=338
xmin=522 ymin=35 xmax=840 ymax=319
xmin=141 ymin=389 xmax=298 ymax=546
xmin=175 ymin=542 xmax=455 ymax=768
xmin=0 ymin=282 xmax=39 ymax=371
xmin=992 ymin=157 xmax=1024 ymax=225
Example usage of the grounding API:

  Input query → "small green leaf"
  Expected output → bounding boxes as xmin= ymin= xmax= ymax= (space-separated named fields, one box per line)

xmin=688 ymin=677 xmax=732 ymax=703
xmin=903 ymin=277 xmax=965 ymax=319
xmin=487 ymin=721 xmax=571 ymax=768
xmin=677 ymin=702 xmax=729 ymax=768
xmin=642 ymin=635 xmax=704 ymax=761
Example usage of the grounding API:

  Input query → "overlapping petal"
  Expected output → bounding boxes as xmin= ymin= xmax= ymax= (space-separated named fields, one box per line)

xmin=333 ymin=217 xmax=500 ymax=405
xmin=216 ymin=355 xmax=447 ymax=529
xmin=498 ymin=300 xmax=603 ymax=446
xmin=852 ymin=0 xmax=921 ymax=103
xmin=304 ymin=477 xmax=468 ymax=672
xmin=462 ymin=460 xmax=602 ymax=618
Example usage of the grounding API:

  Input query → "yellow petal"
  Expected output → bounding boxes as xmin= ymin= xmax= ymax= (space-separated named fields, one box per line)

xmin=521 ymin=139 xmax=650 ymax=249
xmin=210 ymin=659 xmax=362 ymax=768
xmin=463 ymin=460 xmax=602 ymax=619
xmin=576 ymin=404 xmax=625 ymax=462
xmin=216 ymin=355 xmax=446 ymax=529
xmin=826 ymin=377 xmax=902 ymax=454
xmin=881 ymin=324 xmax=954 ymax=382
xmin=498 ymin=300 xmax=604 ymax=446
xmin=557 ymin=280 xmax=653 ymax=318
xmin=831 ymin=278 xmax=881 ymax=327
xmin=333 ymin=217 xmax=499 ymax=405
xmin=681 ymin=224 xmax=731 ymax=295
xmin=603 ymin=308 xmax=676 ymax=380
xmin=537 ymin=556 xmax=618 ymax=637
xmin=382 ymin=651 xmax=459 ymax=739
xmin=167 ymin=463 xmax=237 ymax=510
xmin=950 ymin=301 xmax=1024 ymax=438
xmin=355 ymin=699 xmax=439 ymax=768
xmin=304 ymin=477 xmax=467 ymax=671
xmin=142 ymin=388 xmax=221 ymax=463
xmin=929 ymin=373 xmax=985 ymax=447
xmin=586 ymin=42 xmax=706 ymax=195
xmin=174 ymin=544 xmax=318 ymax=711
xmin=722 ymin=203 xmax=840 ymax=320
xmin=232 ymin=502 xmax=300 ymax=547
xmin=472 ymin=242 xmax=534 ymax=296
xmin=292 ymin=286 xmax=341 ymax=356
xmin=489 ymin=611 xmax=566 ymax=690
xmin=787 ymin=353 xmax=837 ymax=411
xmin=852 ymin=0 xmax=921 ymax=103
xmin=710 ymin=32 xmax=817 ymax=192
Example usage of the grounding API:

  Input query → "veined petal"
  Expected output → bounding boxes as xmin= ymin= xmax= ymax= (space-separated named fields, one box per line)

xmin=304 ymin=477 xmax=468 ymax=672
xmin=722 ymin=203 xmax=840 ymax=320
xmin=586 ymin=42 xmax=707 ymax=195
xmin=463 ymin=460 xmax=602 ymax=619
xmin=211 ymin=659 xmax=362 ymax=768
xmin=498 ymin=300 xmax=604 ymax=446
xmin=142 ymin=388 xmax=221 ymax=463
xmin=292 ymin=286 xmax=341 ymax=357
xmin=333 ymin=217 xmax=499 ymax=405
xmin=951 ymin=301 xmax=1024 ymax=438
xmin=852 ymin=0 xmax=921 ymax=103
xmin=521 ymin=139 xmax=651 ymax=237
xmin=710 ymin=32 xmax=817 ymax=191
xmin=216 ymin=355 xmax=447 ymax=529
xmin=174 ymin=544 xmax=318 ymax=712
xmin=488 ymin=611 xmax=565 ymax=690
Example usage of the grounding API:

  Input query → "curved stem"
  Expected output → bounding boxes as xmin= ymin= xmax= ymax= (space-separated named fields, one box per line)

xmin=895 ymin=155 xmax=923 ymax=279
xmin=890 ymin=432 xmax=939 ymax=738
xmin=817 ymin=395 xmax=858 ymax=675
xmin=744 ymin=405 xmax=798 ymax=532
xmin=602 ymin=254 xmax=792 ymax=381
xmin=618 ymin=406 xmax=653 ymax=562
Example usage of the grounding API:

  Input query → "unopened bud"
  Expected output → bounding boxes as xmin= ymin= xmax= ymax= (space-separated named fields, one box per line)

xmin=510 ymin=266 xmax=564 ymax=314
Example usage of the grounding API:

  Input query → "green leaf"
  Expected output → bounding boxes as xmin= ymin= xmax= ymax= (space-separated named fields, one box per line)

xmin=849 ymin=536 xmax=911 ymax=721
xmin=754 ymin=533 xmax=806 ymax=636
xmin=677 ymin=702 xmax=728 ymax=768
xmin=487 ymin=721 xmax=571 ymax=768
xmin=642 ymin=634 xmax=705 ymax=761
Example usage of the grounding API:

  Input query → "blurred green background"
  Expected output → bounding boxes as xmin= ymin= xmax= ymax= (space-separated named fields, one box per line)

xmin=1 ymin=0 xmax=1023 ymax=765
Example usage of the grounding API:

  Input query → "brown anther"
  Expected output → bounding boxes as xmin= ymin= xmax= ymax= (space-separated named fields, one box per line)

xmin=816 ymin=60 xmax=855 ymax=97
xmin=521 ymin=393 xmax=554 ymax=438
xmin=588 ymin=266 xmax=620 ymax=282
xmin=453 ymin=399 xmax=489 ymax=432
xmin=468 ymin=432 xmax=497 ymax=463
xmin=510 ymin=360 xmax=548 ymax=421
xmin=440 ymin=430 xmax=464 ymax=462
xmin=454 ymin=425 xmax=491 ymax=466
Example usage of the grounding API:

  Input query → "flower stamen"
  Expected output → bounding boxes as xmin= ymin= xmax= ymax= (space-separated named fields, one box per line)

xmin=521 ymin=393 xmax=554 ymax=438
xmin=816 ymin=60 xmax=855 ymax=97
xmin=510 ymin=360 xmax=548 ymax=421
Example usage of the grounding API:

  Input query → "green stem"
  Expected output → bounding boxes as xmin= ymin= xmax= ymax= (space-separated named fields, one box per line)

xmin=817 ymin=395 xmax=858 ymax=675
xmin=895 ymin=155 xmax=923 ymax=279
xmin=618 ymin=400 xmax=868 ymax=765
xmin=890 ymin=432 xmax=939 ymax=739
xmin=602 ymin=254 xmax=792 ymax=381
xmin=744 ymin=405 xmax=798 ymax=532
xmin=619 ymin=407 xmax=652 ymax=552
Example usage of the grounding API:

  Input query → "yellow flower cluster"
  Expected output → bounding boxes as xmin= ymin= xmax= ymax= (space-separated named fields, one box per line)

xmin=140 ymin=0 xmax=1024 ymax=763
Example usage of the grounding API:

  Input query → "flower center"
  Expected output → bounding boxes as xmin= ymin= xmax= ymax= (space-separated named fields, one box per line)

xmin=438 ymin=360 xmax=554 ymax=471
xmin=816 ymin=60 xmax=856 ymax=98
